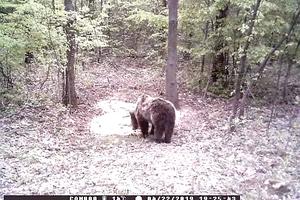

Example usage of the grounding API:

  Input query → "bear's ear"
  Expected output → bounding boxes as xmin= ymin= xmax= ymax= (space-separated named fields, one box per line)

xmin=140 ymin=94 xmax=149 ymax=103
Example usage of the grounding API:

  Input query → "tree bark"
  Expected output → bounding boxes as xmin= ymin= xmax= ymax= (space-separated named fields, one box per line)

xmin=0 ymin=62 xmax=13 ymax=89
xmin=283 ymin=40 xmax=300 ymax=102
xmin=166 ymin=0 xmax=179 ymax=108
xmin=230 ymin=0 xmax=262 ymax=128
xmin=52 ymin=0 xmax=55 ymax=12
xmin=267 ymin=55 xmax=283 ymax=131
xmin=63 ymin=0 xmax=77 ymax=107
xmin=211 ymin=4 xmax=229 ymax=83
xmin=100 ymin=0 xmax=103 ymax=12
xmin=74 ymin=0 xmax=77 ymax=11
xmin=282 ymin=59 xmax=292 ymax=102
xmin=201 ymin=21 xmax=209 ymax=73
xmin=89 ymin=0 xmax=95 ymax=11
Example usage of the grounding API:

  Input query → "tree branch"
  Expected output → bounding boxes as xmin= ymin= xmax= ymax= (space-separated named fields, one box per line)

xmin=257 ymin=7 xmax=300 ymax=77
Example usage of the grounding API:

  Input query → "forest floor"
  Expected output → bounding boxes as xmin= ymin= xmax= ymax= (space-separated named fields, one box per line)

xmin=0 ymin=57 xmax=299 ymax=200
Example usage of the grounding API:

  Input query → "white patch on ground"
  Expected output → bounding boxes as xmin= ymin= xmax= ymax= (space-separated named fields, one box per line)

xmin=89 ymin=100 xmax=136 ymax=136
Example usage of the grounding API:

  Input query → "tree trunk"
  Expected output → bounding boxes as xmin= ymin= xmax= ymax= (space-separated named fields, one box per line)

xmin=283 ymin=39 xmax=300 ymax=102
xmin=63 ymin=0 xmax=77 ymax=108
xmin=282 ymin=59 xmax=292 ymax=102
xmin=201 ymin=21 xmax=209 ymax=73
xmin=52 ymin=0 xmax=55 ymax=12
xmin=230 ymin=0 xmax=262 ymax=129
xmin=166 ymin=0 xmax=179 ymax=108
xmin=100 ymin=0 xmax=103 ymax=12
xmin=89 ymin=0 xmax=95 ymax=11
xmin=74 ymin=0 xmax=77 ymax=11
xmin=267 ymin=55 xmax=283 ymax=131
xmin=211 ymin=4 xmax=229 ymax=83
xmin=80 ymin=0 xmax=83 ymax=10
xmin=0 ymin=62 xmax=13 ymax=89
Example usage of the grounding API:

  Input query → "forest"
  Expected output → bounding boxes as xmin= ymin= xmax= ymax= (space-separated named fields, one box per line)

xmin=0 ymin=0 xmax=299 ymax=199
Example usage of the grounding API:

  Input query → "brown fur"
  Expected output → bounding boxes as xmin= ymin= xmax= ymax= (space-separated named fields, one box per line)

xmin=130 ymin=95 xmax=176 ymax=143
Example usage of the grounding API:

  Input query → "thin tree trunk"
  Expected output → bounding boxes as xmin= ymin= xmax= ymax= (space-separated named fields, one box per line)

xmin=52 ymin=0 xmax=55 ymax=12
xmin=211 ymin=4 xmax=229 ymax=83
xmin=100 ymin=0 xmax=103 ymax=12
xmin=46 ymin=17 xmax=63 ymax=101
xmin=0 ymin=62 xmax=13 ymax=89
xmin=63 ymin=0 xmax=77 ymax=107
xmin=74 ymin=0 xmax=77 ymax=11
xmin=229 ymin=0 xmax=261 ymax=131
xmin=201 ymin=21 xmax=209 ymax=73
xmin=201 ymin=55 xmax=205 ymax=73
xmin=166 ymin=0 xmax=179 ymax=108
xmin=267 ymin=55 xmax=283 ymax=131
xmin=283 ymin=40 xmax=300 ymax=102
xmin=89 ymin=0 xmax=95 ymax=11
xmin=230 ymin=0 xmax=262 ymax=128
xmin=282 ymin=60 xmax=292 ymax=102
xmin=231 ymin=10 xmax=239 ymax=72
xmin=2 ymin=51 xmax=13 ymax=89
xmin=203 ymin=64 xmax=213 ymax=98
xmin=162 ymin=0 xmax=167 ymax=7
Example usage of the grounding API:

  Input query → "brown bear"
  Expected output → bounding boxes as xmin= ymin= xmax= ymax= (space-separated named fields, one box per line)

xmin=129 ymin=94 xmax=176 ymax=143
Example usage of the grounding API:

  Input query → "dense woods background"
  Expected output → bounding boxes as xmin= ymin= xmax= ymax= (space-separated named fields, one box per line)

xmin=1 ymin=0 xmax=299 ymax=113
xmin=1 ymin=0 xmax=300 ymax=198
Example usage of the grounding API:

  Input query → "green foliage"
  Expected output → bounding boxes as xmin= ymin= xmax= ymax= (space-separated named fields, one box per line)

xmin=178 ymin=0 xmax=300 ymax=96
xmin=103 ymin=0 xmax=168 ymax=59
xmin=127 ymin=10 xmax=167 ymax=28
xmin=77 ymin=10 xmax=108 ymax=51
xmin=0 ymin=0 xmax=108 ymax=108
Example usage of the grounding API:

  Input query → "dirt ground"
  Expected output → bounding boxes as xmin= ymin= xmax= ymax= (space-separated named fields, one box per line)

xmin=0 ymin=57 xmax=299 ymax=200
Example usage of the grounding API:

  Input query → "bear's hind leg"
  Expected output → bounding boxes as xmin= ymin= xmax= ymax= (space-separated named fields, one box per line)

xmin=164 ymin=126 xmax=174 ymax=143
xmin=149 ymin=124 xmax=154 ymax=135
xmin=154 ymin=126 xmax=165 ymax=143
xmin=138 ymin=118 xmax=149 ymax=138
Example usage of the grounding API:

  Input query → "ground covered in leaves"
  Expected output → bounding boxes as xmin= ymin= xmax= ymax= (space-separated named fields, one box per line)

xmin=0 ymin=58 xmax=299 ymax=199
